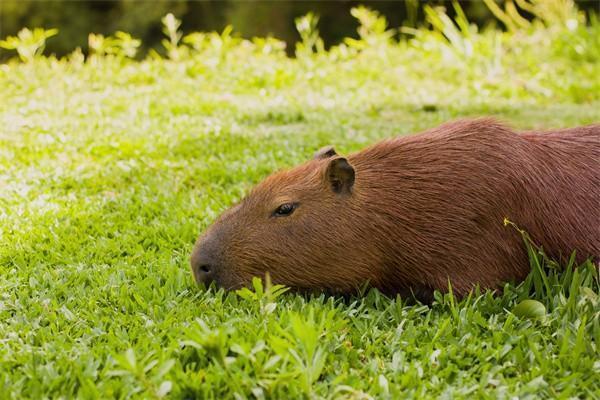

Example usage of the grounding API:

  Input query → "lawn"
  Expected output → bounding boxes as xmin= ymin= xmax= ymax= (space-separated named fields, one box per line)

xmin=1 ymin=5 xmax=599 ymax=399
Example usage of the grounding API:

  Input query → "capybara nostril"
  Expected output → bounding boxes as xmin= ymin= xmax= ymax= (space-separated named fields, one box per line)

xmin=194 ymin=264 xmax=215 ymax=285
xmin=199 ymin=264 xmax=212 ymax=273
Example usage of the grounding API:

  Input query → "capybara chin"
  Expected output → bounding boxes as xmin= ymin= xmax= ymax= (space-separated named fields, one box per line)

xmin=191 ymin=118 xmax=599 ymax=300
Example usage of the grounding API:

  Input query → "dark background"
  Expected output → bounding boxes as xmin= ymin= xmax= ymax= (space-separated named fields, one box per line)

xmin=1 ymin=0 xmax=599 ymax=58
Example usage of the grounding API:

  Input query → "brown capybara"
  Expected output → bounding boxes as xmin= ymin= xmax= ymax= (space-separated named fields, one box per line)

xmin=191 ymin=118 xmax=599 ymax=300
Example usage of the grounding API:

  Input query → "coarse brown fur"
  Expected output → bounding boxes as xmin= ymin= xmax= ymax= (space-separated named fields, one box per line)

xmin=191 ymin=118 xmax=600 ymax=300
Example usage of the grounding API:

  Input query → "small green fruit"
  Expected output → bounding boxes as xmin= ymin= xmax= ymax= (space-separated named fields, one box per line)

xmin=512 ymin=299 xmax=547 ymax=320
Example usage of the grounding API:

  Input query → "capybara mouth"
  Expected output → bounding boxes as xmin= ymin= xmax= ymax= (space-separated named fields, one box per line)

xmin=215 ymin=279 xmax=245 ymax=291
xmin=191 ymin=265 xmax=245 ymax=291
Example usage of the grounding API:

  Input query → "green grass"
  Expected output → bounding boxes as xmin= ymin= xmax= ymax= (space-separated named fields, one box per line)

xmin=1 ymin=6 xmax=599 ymax=399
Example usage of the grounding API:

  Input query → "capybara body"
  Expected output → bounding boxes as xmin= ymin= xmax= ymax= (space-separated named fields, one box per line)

xmin=191 ymin=119 xmax=599 ymax=300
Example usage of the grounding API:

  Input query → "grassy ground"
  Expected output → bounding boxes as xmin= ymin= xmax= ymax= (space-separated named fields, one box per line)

xmin=1 ymin=6 xmax=599 ymax=399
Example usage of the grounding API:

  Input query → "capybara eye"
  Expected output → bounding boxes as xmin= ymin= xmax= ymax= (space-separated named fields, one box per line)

xmin=273 ymin=203 xmax=297 ymax=217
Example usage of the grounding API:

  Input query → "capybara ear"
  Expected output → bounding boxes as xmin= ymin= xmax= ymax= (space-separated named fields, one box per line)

xmin=314 ymin=145 xmax=337 ymax=160
xmin=326 ymin=157 xmax=355 ymax=195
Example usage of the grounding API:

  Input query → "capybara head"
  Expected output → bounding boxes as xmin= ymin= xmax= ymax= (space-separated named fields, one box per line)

xmin=190 ymin=146 xmax=384 ymax=292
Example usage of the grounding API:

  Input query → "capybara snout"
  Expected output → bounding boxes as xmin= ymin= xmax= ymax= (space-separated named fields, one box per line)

xmin=190 ymin=233 xmax=219 ymax=286
xmin=190 ymin=205 xmax=246 ymax=289
xmin=191 ymin=118 xmax=600 ymax=299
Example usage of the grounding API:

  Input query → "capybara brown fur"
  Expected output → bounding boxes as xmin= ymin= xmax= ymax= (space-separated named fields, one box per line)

xmin=191 ymin=118 xmax=599 ymax=300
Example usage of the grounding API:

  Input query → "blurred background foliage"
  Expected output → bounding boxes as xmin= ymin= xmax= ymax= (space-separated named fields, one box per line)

xmin=2 ymin=0 xmax=598 ymax=59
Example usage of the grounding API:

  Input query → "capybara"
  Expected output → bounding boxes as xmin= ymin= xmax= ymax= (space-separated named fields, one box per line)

xmin=191 ymin=118 xmax=599 ymax=300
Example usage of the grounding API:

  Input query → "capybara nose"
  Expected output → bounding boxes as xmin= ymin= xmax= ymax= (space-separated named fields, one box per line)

xmin=190 ymin=250 xmax=217 ymax=285
xmin=190 ymin=237 xmax=220 ymax=286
